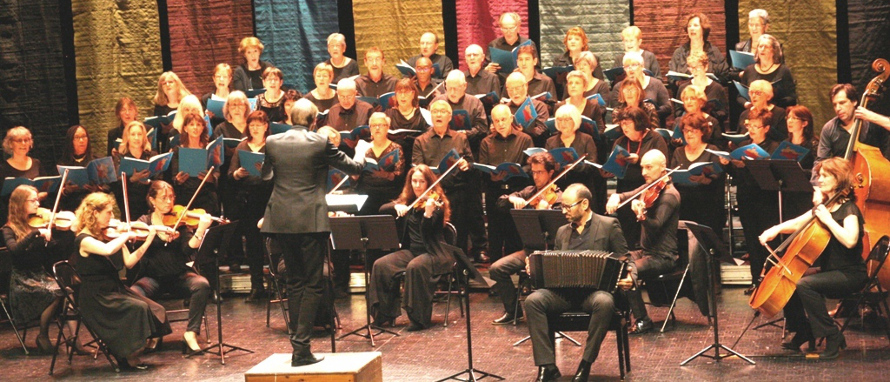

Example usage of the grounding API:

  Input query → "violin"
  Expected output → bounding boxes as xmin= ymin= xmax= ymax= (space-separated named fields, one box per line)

xmin=164 ymin=205 xmax=229 ymax=229
xmin=635 ymin=179 xmax=668 ymax=221
xmin=28 ymin=208 xmax=76 ymax=231
xmin=414 ymin=191 xmax=443 ymax=211
xmin=528 ymin=184 xmax=559 ymax=209
xmin=103 ymin=220 xmax=179 ymax=241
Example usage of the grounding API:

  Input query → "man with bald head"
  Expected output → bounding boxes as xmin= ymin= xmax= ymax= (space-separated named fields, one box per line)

xmin=464 ymin=44 xmax=501 ymax=98
xmin=326 ymin=78 xmax=374 ymax=157
xmin=413 ymin=56 xmax=443 ymax=99
xmin=606 ymin=149 xmax=680 ymax=334
xmin=505 ymin=72 xmax=550 ymax=146
xmin=434 ymin=70 xmax=489 ymax=149
xmin=406 ymin=32 xmax=454 ymax=80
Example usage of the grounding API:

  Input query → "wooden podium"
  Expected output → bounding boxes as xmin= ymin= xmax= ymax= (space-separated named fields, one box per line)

xmin=244 ymin=352 xmax=383 ymax=382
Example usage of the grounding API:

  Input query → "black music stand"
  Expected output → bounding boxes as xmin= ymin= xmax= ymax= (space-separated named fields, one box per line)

xmin=195 ymin=222 xmax=254 ymax=364
xmin=681 ymin=222 xmax=755 ymax=365
xmin=745 ymin=160 xmax=811 ymax=332
xmin=509 ymin=209 xmax=581 ymax=346
xmin=325 ymin=194 xmax=368 ymax=214
xmin=331 ymin=215 xmax=400 ymax=346
xmin=435 ymin=243 xmax=502 ymax=382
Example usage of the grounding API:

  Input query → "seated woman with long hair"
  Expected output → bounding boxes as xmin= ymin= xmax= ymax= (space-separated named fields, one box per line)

xmin=73 ymin=192 xmax=170 ymax=369
xmin=129 ymin=181 xmax=212 ymax=355
xmin=3 ymin=185 xmax=65 ymax=353
xmin=758 ymin=157 xmax=866 ymax=359
xmin=368 ymin=164 xmax=452 ymax=332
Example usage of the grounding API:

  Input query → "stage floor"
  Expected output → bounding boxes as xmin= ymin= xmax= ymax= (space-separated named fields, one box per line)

xmin=1 ymin=275 xmax=889 ymax=381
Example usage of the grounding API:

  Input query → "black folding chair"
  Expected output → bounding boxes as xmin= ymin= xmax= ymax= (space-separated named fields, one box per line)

xmin=49 ymin=261 xmax=119 ymax=375
xmin=836 ymin=235 xmax=890 ymax=344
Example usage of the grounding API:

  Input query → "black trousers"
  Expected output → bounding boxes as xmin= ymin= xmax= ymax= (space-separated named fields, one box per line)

xmin=784 ymin=269 xmax=867 ymax=338
xmin=626 ymin=250 xmax=675 ymax=321
xmin=489 ymin=249 xmax=527 ymax=314
xmin=446 ymin=187 xmax=488 ymax=254
xmin=484 ymin=185 xmax=522 ymax=260
xmin=277 ymin=232 xmax=329 ymax=355
xmin=526 ymin=289 xmax=615 ymax=366
xmin=737 ymin=191 xmax=780 ymax=283
xmin=131 ymin=272 xmax=211 ymax=334
xmin=368 ymin=249 xmax=439 ymax=328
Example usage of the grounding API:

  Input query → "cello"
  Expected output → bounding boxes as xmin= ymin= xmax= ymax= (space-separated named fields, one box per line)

xmin=842 ymin=58 xmax=890 ymax=289
xmin=748 ymin=188 xmax=853 ymax=317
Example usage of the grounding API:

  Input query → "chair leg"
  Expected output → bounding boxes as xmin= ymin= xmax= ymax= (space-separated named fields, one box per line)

xmin=443 ymin=275 xmax=453 ymax=327
xmin=1 ymin=299 xmax=29 ymax=355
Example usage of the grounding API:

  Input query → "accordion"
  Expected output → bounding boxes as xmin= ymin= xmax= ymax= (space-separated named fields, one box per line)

xmin=528 ymin=250 xmax=626 ymax=292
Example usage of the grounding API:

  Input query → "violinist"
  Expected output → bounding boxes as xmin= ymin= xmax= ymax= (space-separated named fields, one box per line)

xmin=114 ymin=121 xmax=158 ymax=221
xmin=758 ymin=157 xmax=866 ymax=359
xmin=73 ymin=192 xmax=170 ymax=370
xmin=489 ymin=152 xmax=561 ymax=325
xmin=720 ymin=109 xmax=780 ymax=294
xmin=228 ymin=110 xmax=274 ymax=301
xmin=2 ymin=185 xmax=71 ymax=353
xmin=478 ymin=104 xmax=532 ymax=262
xmin=608 ymin=107 xmax=669 ymax=247
xmin=169 ymin=112 xmax=220 ymax=216
xmin=606 ymin=149 xmax=680 ymax=334
xmin=129 ymin=181 xmax=212 ymax=355
xmin=369 ymin=164 xmax=452 ymax=332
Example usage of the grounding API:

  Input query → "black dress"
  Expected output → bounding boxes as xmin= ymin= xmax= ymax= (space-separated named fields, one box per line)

xmin=3 ymin=226 xmax=61 ymax=324
xmin=168 ymin=147 xmax=220 ymax=216
xmin=670 ymin=145 xmax=726 ymax=233
xmin=112 ymin=150 xmax=159 ymax=219
xmin=0 ymin=159 xmax=44 ymax=226
xmin=74 ymin=233 xmax=171 ymax=359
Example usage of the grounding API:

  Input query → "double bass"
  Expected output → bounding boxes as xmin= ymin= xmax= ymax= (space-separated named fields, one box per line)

xmin=842 ymin=58 xmax=890 ymax=289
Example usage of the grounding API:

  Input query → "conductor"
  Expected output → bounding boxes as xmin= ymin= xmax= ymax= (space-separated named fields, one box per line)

xmin=261 ymin=98 xmax=364 ymax=366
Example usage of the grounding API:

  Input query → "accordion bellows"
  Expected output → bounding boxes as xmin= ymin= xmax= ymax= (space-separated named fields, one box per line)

xmin=528 ymin=250 xmax=626 ymax=292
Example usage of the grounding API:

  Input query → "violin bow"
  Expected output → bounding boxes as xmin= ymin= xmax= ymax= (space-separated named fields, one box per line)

xmin=614 ymin=165 xmax=682 ymax=210
xmin=406 ymin=155 xmax=465 ymax=210
xmin=522 ymin=154 xmax=587 ymax=208
xmin=327 ymin=175 xmax=350 ymax=195
xmin=121 ymin=172 xmax=132 ymax=226
xmin=45 ymin=168 xmax=70 ymax=243
xmin=167 ymin=165 xmax=216 ymax=245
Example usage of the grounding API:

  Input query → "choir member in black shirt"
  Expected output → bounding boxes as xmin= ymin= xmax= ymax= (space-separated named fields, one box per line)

xmin=573 ymin=52 xmax=611 ymax=107
xmin=153 ymin=72 xmax=191 ymax=151
xmin=0 ymin=127 xmax=45 ymax=226
xmin=304 ymin=62 xmax=339 ymax=114
xmin=58 ymin=125 xmax=108 ymax=212
xmin=325 ymin=33 xmax=359 ymax=83
xmin=478 ymin=104 xmax=533 ymax=263
xmin=108 ymin=97 xmax=138 ymax=156
xmin=513 ymin=44 xmax=556 ymax=105
xmin=406 ymin=32 xmax=454 ymax=80
xmin=355 ymin=47 xmax=398 ymax=98
xmin=676 ymin=51 xmax=729 ymax=135
xmin=256 ymin=67 xmax=287 ymax=124
xmin=486 ymin=12 xmax=539 ymax=83
xmin=737 ymin=34 xmax=797 ymax=109
xmin=233 ymin=36 xmax=272 ymax=93
xmin=505 ymin=72 xmax=550 ymax=147
xmin=668 ymin=13 xmax=729 ymax=85
xmin=614 ymin=26 xmax=661 ymax=80
xmin=114 ymin=121 xmax=157 ymax=219
xmin=385 ymin=78 xmax=430 ymax=166
xmin=201 ymin=63 xmax=233 ymax=128
xmin=551 ymin=27 xmax=604 ymax=99
xmin=783 ymin=105 xmax=818 ymax=219
xmin=464 ymin=44 xmax=501 ymax=100
xmin=670 ymin=113 xmax=726 ymax=235
xmin=737 ymin=79 xmax=787 ymax=142
xmin=719 ymin=109 xmax=780 ymax=293
xmin=413 ymin=57 xmax=443 ymax=99
xmin=546 ymin=104 xmax=603 ymax=214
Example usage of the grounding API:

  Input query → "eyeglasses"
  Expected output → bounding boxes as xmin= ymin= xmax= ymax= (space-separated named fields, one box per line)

xmin=370 ymin=124 xmax=389 ymax=130
xmin=27 ymin=198 xmax=39 ymax=204
xmin=561 ymin=200 xmax=583 ymax=211
xmin=623 ymin=63 xmax=641 ymax=69
xmin=13 ymin=138 xmax=32 ymax=144
xmin=73 ymin=135 xmax=89 ymax=141
xmin=749 ymin=90 xmax=765 ymax=96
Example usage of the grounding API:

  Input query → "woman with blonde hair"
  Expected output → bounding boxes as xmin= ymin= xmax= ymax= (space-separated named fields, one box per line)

xmin=113 ymin=121 xmax=157 ymax=218
xmin=0 ymin=126 xmax=46 ymax=226
xmin=202 ymin=63 xmax=234 ymax=127
xmin=233 ymin=37 xmax=272 ymax=92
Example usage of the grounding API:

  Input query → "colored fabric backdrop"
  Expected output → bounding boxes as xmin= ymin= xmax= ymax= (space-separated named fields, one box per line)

xmin=538 ymin=0 xmax=628 ymax=73
xmin=167 ymin=0 xmax=254 ymax=95
xmin=739 ymin=1 xmax=836 ymax=128
xmin=634 ymin=0 xmax=726 ymax=81
xmin=353 ymin=0 xmax=445 ymax=77
xmin=454 ymin=0 xmax=529 ymax=72
xmin=72 ymin=0 xmax=163 ymax=157
xmin=848 ymin=0 xmax=890 ymax=116
xmin=0 ymin=0 xmax=71 ymax=171
xmin=254 ymin=0 xmax=340 ymax=93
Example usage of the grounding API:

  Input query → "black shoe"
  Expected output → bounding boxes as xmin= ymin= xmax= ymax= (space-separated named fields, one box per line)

xmin=143 ymin=337 xmax=163 ymax=354
xmin=373 ymin=315 xmax=395 ymax=327
xmin=475 ymin=251 xmax=490 ymax=263
xmin=36 ymin=333 xmax=53 ymax=354
xmin=406 ymin=321 xmax=427 ymax=332
xmin=535 ymin=364 xmax=561 ymax=382
xmin=120 ymin=359 xmax=150 ymax=371
xmin=492 ymin=312 xmax=520 ymax=325
xmin=819 ymin=331 xmax=847 ymax=360
xmin=291 ymin=352 xmax=324 ymax=367
xmin=211 ymin=291 xmax=223 ymax=304
xmin=228 ymin=263 xmax=242 ymax=273
xmin=781 ymin=331 xmax=815 ymax=352
xmin=334 ymin=287 xmax=350 ymax=299
xmin=572 ymin=360 xmax=591 ymax=382
xmin=744 ymin=284 xmax=757 ymax=296
xmin=245 ymin=288 xmax=266 ymax=302
xmin=629 ymin=318 xmax=653 ymax=335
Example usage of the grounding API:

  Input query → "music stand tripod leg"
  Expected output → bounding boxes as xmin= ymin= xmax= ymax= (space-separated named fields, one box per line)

xmin=336 ymin=239 xmax=399 ymax=346
xmin=661 ymin=263 xmax=691 ymax=333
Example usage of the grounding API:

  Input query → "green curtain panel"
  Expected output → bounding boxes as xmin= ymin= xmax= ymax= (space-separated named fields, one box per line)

xmin=848 ymin=0 xmax=890 ymax=116
xmin=633 ymin=0 xmax=727 ymax=80
xmin=538 ymin=0 xmax=629 ymax=73
xmin=739 ymin=0 xmax=837 ymax=128
xmin=352 ymin=0 xmax=445 ymax=77
xmin=72 ymin=0 xmax=163 ymax=156
xmin=167 ymin=0 xmax=255 ymax=95
xmin=0 ymin=0 xmax=71 ymax=170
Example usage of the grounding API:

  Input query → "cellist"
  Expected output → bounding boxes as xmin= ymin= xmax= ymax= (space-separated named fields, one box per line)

xmin=758 ymin=157 xmax=867 ymax=359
